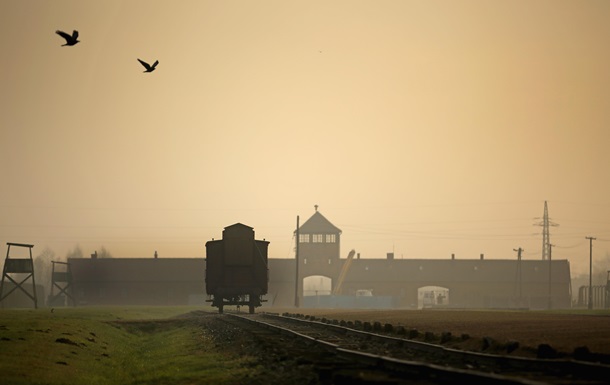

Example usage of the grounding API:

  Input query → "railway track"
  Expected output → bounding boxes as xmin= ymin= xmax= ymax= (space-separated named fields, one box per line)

xmin=217 ymin=311 xmax=610 ymax=385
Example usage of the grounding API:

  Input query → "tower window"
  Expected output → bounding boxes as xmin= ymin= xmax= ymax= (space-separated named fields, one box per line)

xmin=312 ymin=234 xmax=324 ymax=243
xmin=299 ymin=234 xmax=310 ymax=243
xmin=325 ymin=234 xmax=336 ymax=243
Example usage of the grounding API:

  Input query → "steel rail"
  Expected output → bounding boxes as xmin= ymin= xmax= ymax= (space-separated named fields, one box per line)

xmin=270 ymin=312 xmax=610 ymax=380
xmin=227 ymin=313 xmax=547 ymax=385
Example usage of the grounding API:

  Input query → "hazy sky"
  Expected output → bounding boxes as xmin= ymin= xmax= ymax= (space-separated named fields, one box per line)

xmin=1 ymin=1 xmax=609 ymax=276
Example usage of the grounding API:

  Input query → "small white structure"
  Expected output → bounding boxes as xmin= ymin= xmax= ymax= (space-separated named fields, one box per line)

xmin=417 ymin=285 xmax=449 ymax=309
xmin=356 ymin=289 xmax=373 ymax=297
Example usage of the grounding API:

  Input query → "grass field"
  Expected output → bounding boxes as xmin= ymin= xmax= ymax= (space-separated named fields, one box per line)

xmin=4 ymin=306 xmax=610 ymax=384
xmin=0 ymin=306 xmax=257 ymax=385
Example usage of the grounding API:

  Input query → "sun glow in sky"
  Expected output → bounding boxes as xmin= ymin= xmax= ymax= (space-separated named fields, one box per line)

xmin=1 ymin=0 xmax=609 ymax=276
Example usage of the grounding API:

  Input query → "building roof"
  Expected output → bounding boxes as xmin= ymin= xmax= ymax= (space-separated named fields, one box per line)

xmin=341 ymin=258 xmax=571 ymax=284
xmin=68 ymin=258 xmax=205 ymax=283
xmin=267 ymin=258 xmax=571 ymax=285
xmin=298 ymin=210 xmax=341 ymax=234
xmin=225 ymin=223 xmax=253 ymax=230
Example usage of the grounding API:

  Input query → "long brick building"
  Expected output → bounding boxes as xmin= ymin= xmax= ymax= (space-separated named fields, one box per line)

xmin=268 ymin=208 xmax=572 ymax=309
xmin=49 ymin=208 xmax=572 ymax=309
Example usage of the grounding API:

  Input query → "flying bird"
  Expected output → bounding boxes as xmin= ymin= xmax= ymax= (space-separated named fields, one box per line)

xmin=56 ymin=30 xmax=79 ymax=46
xmin=137 ymin=58 xmax=159 ymax=73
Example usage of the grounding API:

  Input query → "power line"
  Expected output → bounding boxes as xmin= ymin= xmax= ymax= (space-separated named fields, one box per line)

xmin=554 ymin=241 xmax=587 ymax=249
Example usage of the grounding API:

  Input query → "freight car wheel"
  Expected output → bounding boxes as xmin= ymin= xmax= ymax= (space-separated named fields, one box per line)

xmin=248 ymin=295 xmax=257 ymax=314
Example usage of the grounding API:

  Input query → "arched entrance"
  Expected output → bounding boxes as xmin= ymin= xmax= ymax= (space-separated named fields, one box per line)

xmin=302 ymin=275 xmax=331 ymax=308
xmin=303 ymin=275 xmax=332 ymax=296
xmin=417 ymin=285 xmax=450 ymax=309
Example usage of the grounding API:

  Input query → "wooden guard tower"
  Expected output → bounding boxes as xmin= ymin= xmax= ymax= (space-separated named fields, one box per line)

xmin=49 ymin=261 xmax=75 ymax=307
xmin=0 ymin=243 xmax=38 ymax=308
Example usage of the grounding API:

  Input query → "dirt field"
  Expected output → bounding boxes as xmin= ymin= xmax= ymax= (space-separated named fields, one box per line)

xmin=268 ymin=308 xmax=610 ymax=360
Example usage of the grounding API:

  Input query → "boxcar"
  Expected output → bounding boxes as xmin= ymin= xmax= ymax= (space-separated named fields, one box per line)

xmin=205 ymin=223 xmax=269 ymax=313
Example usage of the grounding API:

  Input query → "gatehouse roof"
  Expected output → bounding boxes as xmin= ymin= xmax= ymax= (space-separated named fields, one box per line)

xmin=298 ymin=210 xmax=341 ymax=234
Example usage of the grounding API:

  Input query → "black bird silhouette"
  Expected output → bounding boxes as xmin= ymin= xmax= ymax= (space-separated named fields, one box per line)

xmin=137 ymin=58 xmax=159 ymax=73
xmin=56 ymin=30 xmax=79 ymax=46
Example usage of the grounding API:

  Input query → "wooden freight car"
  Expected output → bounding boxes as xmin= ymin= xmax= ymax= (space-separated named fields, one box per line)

xmin=205 ymin=223 xmax=269 ymax=313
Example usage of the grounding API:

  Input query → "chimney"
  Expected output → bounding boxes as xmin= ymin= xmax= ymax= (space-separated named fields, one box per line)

xmin=387 ymin=252 xmax=394 ymax=260
xmin=91 ymin=251 xmax=98 ymax=259
xmin=480 ymin=253 xmax=484 ymax=260
xmin=451 ymin=253 xmax=455 ymax=260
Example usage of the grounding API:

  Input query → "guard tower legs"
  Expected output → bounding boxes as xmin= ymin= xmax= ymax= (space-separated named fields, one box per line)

xmin=0 ymin=243 xmax=37 ymax=309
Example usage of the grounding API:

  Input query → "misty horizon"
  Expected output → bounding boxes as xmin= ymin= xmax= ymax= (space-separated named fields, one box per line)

xmin=1 ymin=1 xmax=609 ymax=278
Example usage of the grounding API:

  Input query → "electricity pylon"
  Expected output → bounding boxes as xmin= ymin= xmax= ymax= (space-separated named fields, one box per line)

xmin=534 ymin=201 xmax=558 ymax=260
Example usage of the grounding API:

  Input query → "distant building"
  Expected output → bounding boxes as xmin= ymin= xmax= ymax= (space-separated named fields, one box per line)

xmin=69 ymin=258 xmax=205 ymax=306
xmin=266 ymin=208 xmax=573 ymax=309
xmin=53 ymin=208 xmax=572 ymax=310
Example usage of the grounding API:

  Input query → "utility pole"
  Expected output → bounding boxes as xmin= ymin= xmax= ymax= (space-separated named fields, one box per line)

xmin=513 ymin=247 xmax=523 ymax=307
xmin=548 ymin=244 xmax=554 ymax=310
xmin=294 ymin=216 xmax=300 ymax=308
xmin=586 ymin=236 xmax=596 ymax=310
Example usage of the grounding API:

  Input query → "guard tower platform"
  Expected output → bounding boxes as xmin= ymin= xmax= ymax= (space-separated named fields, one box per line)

xmin=48 ymin=261 xmax=75 ymax=307
xmin=0 ymin=243 xmax=38 ymax=308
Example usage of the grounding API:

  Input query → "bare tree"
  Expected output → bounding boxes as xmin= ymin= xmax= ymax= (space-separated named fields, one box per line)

xmin=592 ymin=251 xmax=610 ymax=285
xmin=97 ymin=246 xmax=113 ymax=259
xmin=66 ymin=245 xmax=84 ymax=260
xmin=572 ymin=251 xmax=610 ymax=296
xmin=34 ymin=247 xmax=56 ymax=300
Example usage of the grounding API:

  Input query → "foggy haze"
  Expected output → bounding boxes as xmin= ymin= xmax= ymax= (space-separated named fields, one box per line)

xmin=1 ymin=1 xmax=609 ymax=277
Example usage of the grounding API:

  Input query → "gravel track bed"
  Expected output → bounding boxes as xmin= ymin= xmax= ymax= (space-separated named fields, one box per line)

xmin=251 ymin=312 xmax=610 ymax=385
xmin=185 ymin=309 xmax=610 ymax=385
xmin=268 ymin=308 xmax=610 ymax=360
